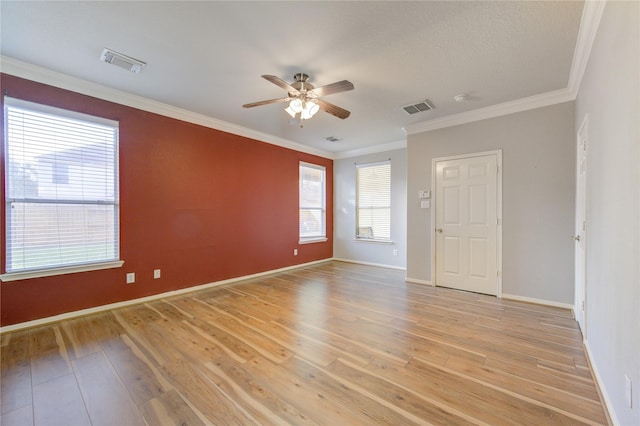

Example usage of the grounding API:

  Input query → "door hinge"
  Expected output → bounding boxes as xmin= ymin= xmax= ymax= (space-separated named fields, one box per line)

xmin=582 ymin=300 xmax=585 ymax=311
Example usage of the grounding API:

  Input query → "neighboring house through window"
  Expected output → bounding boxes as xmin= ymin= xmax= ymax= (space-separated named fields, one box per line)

xmin=299 ymin=162 xmax=326 ymax=243
xmin=356 ymin=161 xmax=391 ymax=241
xmin=2 ymin=97 xmax=121 ymax=280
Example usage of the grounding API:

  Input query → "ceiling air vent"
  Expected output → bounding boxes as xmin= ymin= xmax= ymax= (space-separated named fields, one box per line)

xmin=402 ymin=99 xmax=434 ymax=115
xmin=100 ymin=48 xmax=146 ymax=73
xmin=325 ymin=136 xmax=343 ymax=142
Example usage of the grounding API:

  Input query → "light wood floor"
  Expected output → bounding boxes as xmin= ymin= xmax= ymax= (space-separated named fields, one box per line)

xmin=1 ymin=261 xmax=608 ymax=425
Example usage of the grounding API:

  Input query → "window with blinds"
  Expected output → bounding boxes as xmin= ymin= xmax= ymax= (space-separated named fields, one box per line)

xmin=299 ymin=162 xmax=326 ymax=242
xmin=356 ymin=161 xmax=391 ymax=241
xmin=3 ymin=97 xmax=120 ymax=275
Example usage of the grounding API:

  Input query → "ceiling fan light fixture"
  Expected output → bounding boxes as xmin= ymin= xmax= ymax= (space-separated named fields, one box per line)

xmin=246 ymin=73 xmax=353 ymax=121
xmin=305 ymin=101 xmax=320 ymax=116
xmin=289 ymin=99 xmax=303 ymax=113
xmin=285 ymin=105 xmax=297 ymax=118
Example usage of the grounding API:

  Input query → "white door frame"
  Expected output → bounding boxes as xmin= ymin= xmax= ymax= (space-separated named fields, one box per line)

xmin=574 ymin=116 xmax=588 ymax=337
xmin=431 ymin=150 xmax=503 ymax=296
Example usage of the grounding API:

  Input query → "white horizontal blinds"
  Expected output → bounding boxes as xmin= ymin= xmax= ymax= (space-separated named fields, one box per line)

xmin=4 ymin=97 xmax=119 ymax=273
xmin=357 ymin=161 xmax=391 ymax=240
xmin=299 ymin=162 xmax=326 ymax=239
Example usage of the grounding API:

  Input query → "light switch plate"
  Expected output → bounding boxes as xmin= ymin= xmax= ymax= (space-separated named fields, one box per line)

xmin=420 ymin=200 xmax=430 ymax=209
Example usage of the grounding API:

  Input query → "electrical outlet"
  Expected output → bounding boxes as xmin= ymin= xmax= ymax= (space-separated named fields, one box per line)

xmin=153 ymin=269 xmax=161 ymax=279
xmin=393 ymin=249 xmax=398 ymax=256
xmin=293 ymin=248 xmax=298 ymax=256
xmin=126 ymin=272 xmax=135 ymax=284
xmin=625 ymin=374 xmax=633 ymax=409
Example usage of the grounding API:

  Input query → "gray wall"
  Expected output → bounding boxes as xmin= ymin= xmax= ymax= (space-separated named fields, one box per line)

xmin=407 ymin=102 xmax=576 ymax=303
xmin=334 ymin=148 xmax=407 ymax=269
xmin=575 ymin=2 xmax=639 ymax=423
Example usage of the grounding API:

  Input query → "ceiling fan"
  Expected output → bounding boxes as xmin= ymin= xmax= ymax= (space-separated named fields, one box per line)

xmin=242 ymin=73 xmax=354 ymax=121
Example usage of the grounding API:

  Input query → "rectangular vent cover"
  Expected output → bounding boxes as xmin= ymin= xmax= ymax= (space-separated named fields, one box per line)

xmin=100 ymin=48 xmax=146 ymax=73
xmin=402 ymin=100 xmax=434 ymax=115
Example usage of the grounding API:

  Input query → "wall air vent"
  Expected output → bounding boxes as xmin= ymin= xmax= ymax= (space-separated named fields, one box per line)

xmin=100 ymin=48 xmax=146 ymax=73
xmin=402 ymin=99 xmax=434 ymax=115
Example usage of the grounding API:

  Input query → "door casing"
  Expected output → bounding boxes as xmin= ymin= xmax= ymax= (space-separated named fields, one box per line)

xmin=574 ymin=116 xmax=588 ymax=337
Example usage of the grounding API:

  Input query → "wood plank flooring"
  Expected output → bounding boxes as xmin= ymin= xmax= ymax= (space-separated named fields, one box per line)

xmin=1 ymin=261 xmax=608 ymax=425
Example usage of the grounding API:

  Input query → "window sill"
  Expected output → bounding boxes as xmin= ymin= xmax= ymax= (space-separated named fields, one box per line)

xmin=0 ymin=260 xmax=124 ymax=282
xmin=354 ymin=238 xmax=394 ymax=245
xmin=299 ymin=237 xmax=328 ymax=245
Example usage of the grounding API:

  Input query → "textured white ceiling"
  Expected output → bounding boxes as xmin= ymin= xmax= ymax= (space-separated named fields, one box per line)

xmin=0 ymin=1 xmax=584 ymax=155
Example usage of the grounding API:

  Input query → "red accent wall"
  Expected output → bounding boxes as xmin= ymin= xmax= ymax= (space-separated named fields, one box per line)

xmin=0 ymin=74 xmax=333 ymax=326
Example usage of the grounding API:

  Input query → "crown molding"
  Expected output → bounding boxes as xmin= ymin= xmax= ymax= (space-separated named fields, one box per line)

xmin=404 ymin=88 xmax=575 ymax=135
xmin=405 ymin=1 xmax=606 ymax=136
xmin=0 ymin=56 xmax=334 ymax=159
xmin=333 ymin=139 xmax=406 ymax=160
xmin=1 ymin=1 xmax=606 ymax=155
xmin=567 ymin=0 xmax=607 ymax=94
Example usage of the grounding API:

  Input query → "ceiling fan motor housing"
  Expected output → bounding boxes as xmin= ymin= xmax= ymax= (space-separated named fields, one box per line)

xmin=292 ymin=73 xmax=314 ymax=93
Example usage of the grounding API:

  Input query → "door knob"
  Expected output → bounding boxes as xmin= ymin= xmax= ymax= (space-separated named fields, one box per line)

xmin=571 ymin=235 xmax=581 ymax=242
xmin=436 ymin=228 xmax=443 ymax=233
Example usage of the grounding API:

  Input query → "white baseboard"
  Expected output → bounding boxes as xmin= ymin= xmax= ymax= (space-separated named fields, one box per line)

xmin=405 ymin=277 xmax=434 ymax=286
xmin=0 ymin=258 xmax=332 ymax=334
xmin=583 ymin=340 xmax=618 ymax=426
xmin=332 ymin=258 xmax=406 ymax=271
xmin=501 ymin=293 xmax=574 ymax=310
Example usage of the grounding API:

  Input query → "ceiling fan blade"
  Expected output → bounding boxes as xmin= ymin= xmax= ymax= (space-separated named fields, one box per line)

xmin=242 ymin=97 xmax=291 ymax=108
xmin=261 ymin=75 xmax=299 ymax=94
xmin=308 ymin=80 xmax=354 ymax=97
xmin=316 ymin=99 xmax=351 ymax=119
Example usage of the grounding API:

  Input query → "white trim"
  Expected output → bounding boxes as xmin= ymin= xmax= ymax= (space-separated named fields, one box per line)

xmin=333 ymin=139 xmax=407 ymax=160
xmin=0 ymin=1 xmax=606 ymax=158
xmin=298 ymin=238 xmax=328 ymax=245
xmin=405 ymin=89 xmax=574 ymax=136
xmin=0 ymin=55 xmax=333 ymax=160
xmin=355 ymin=159 xmax=391 ymax=169
xmin=5 ymin=96 xmax=119 ymax=127
xmin=0 ymin=258 xmax=332 ymax=333
xmin=583 ymin=340 xmax=617 ymax=426
xmin=405 ymin=277 xmax=434 ymax=286
xmin=0 ymin=260 xmax=124 ymax=282
xmin=353 ymin=239 xmax=394 ymax=245
xmin=333 ymin=257 xmax=406 ymax=271
xmin=500 ymin=293 xmax=574 ymax=310
xmin=403 ymin=1 xmax=607 ymax=137
xmin=431 ymin=150 xmax=503 ymax=297
xmin=567 ymin=1 xmax=607 ymax=94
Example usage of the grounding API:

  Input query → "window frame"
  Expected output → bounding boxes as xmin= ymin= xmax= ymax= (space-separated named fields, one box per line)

xmin=1 ymin=97 xmax=123 ymax=282
xmin=355 ymin=160 xmax=392 ymax=243
xmin=299 ymin=161 xmax=327 ymax=244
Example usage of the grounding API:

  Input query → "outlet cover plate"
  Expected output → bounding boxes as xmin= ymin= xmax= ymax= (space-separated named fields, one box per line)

xmin=126 ymin=272 xmax=135 ymax=284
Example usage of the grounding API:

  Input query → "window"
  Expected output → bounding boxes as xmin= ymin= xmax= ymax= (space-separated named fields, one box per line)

xmin=356 ymin=161 xmax=391 ymax=241
xmin=2 ymin=97 xmax=121 ymax=280
xmin=299 ymin=162 xmax=326 ymax=242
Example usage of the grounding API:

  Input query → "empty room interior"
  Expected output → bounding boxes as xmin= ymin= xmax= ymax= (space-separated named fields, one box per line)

xmin=0 ymin=1 xmax=638 ymax=425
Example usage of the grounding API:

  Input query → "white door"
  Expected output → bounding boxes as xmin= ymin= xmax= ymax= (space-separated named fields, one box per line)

xmin=435 ymin=154 xmax=498 ymax=295
xmin=574 ymin=119 xmax=588 ymax=336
